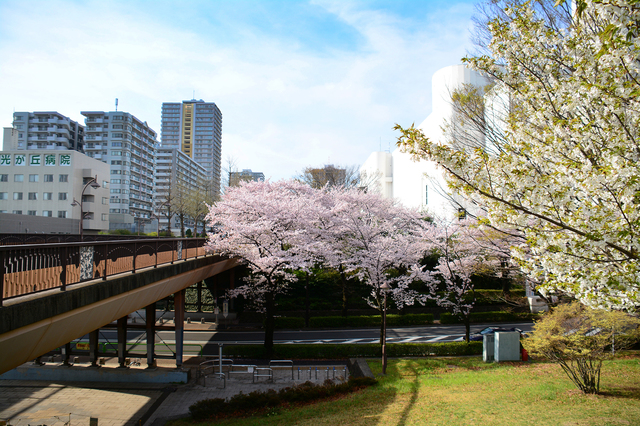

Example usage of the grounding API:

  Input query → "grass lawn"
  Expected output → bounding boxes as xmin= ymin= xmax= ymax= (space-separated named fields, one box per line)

xmin=175 ymin=353 xmax=640 ymax=426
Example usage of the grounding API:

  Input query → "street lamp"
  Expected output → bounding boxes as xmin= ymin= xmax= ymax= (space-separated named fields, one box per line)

xmin=380 ymin=282 xmax=391 ymax=375
xmin=71 ymin=175 xmax=100 ymax=241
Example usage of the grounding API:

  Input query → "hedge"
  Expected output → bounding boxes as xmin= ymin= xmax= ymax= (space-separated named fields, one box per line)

xmin=220 ymin=341 xmax=482 ymax=359
xmin=439 ymin=311 xmax=537 ymax=324
xmin=309 ymin=313 xmax=433 ymax=328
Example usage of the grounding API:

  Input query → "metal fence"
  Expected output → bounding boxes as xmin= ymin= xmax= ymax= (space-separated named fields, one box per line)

xmin=0 ymin=237 xmax=209 ymax=306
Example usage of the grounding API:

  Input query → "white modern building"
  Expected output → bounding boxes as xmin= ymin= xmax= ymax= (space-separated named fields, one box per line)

xmin=155 ymin=147 xmax=209 ymax=235
xmin=161 ymin=100 xmax=222 ymax=197
xmin=81 ymin=111 xmax=157 ymax=232
xmin=8 ymin=112 xmax=85 ymax=152
xmin=361 ymin=65 xmax=492 ymax=219
xmin=0 ymin=150 xmax=110 ymax=234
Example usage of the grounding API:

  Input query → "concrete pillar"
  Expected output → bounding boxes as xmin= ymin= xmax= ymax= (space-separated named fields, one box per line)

xmin=117 ymin=316 xmax=128 ymax=368
xmin=175 ymin=289 xmax=185 ymax=368
xmin=62 ymin=342 xmax=72 ymax=366
xmin=89 ymin=329 xmax=100 ymax=367
xmin=146 ymin=302 xmax=156 ymax=369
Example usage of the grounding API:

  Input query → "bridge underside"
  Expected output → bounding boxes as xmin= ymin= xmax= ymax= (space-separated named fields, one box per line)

xmin=0 ymin=256 xmax=238 ymax=375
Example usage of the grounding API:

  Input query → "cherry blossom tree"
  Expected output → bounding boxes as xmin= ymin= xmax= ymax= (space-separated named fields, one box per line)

xmin=205 ymin=180 xmax=320 ymax=356
xmin=397 ymin=0 xmax=640 ymax=311
xmin=421 ymin=217 xmax=518 ymax=341
xmin=317 ymin=188 xmax=432 ymax=342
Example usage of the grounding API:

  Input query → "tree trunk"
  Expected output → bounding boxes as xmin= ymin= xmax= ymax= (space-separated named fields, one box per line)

xmin=339 ymin=266 xmax=349 ymax=317
xmin=264 ymin=291 xmax=275 ymax=359
xmin=463 ymin=314 xmax=471 ymax=343
xmin=305 ymin=272 xmax=310 ymax=328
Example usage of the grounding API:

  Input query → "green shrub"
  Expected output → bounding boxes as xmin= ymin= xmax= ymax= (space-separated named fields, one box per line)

xmin=439 ymin=311 xmax=521 ymax=324
xmin=189 ymin=376 xmax=378 ymax=420
xmin=308 ymin=313 xmax=433 ymax=328
xmin=221 ymin=342 xmax=481 ymax=359
xmin=274 ymin=316 xmax=306 ymax=329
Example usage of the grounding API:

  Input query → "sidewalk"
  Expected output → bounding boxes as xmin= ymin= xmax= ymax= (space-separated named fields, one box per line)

xmin=0 ymin=357 xmax=349 ymax=426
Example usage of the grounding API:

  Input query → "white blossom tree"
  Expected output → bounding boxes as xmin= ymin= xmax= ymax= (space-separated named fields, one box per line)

xmin=397 ymin=0 xmax=640 ymax=311
xmin=205 ymin=180 xmax=320 ymax=356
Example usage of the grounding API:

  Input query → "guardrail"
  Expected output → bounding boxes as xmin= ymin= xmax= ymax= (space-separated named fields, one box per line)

xmin=0 ymin=237 xmax=209 ymax=306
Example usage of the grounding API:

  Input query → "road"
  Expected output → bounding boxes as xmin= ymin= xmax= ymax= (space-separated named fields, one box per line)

xmin=88 ymin=322 xmax=534 ymax=356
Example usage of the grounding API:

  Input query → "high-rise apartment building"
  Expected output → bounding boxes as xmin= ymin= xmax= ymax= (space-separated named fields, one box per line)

xmin=81 ymin=111 xmax=157 ymax=231
xmin=9 ymin=112 xmax=85 ymax=152
xmin=160 ymin=100 xmax=222 ymax=197
xmin=155 ymin=147 xmax=209 ymax=235
xmin=229 ymin=169 xmax=265 ymax=187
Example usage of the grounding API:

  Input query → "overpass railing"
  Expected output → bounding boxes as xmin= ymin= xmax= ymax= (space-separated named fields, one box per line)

xmin=0 ymin=238 xmax=209 ymax=306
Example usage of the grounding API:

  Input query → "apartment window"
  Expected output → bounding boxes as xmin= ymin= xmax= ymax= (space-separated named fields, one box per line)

xmin=58 ymin=211 xmax=67 ymax=218
xmin=102 ymin=213 xmax=108 ymax=221
xmin=0 ymin=174 xmax=7 ymax=182
xmin=28 ymin=210 xmax=37 ymax=216
xmin=43 ymin=210 xmax=53 ymax=217
xmin=14 ymin=174 xmax=24 ymax=182
xmin=28 ymin=192 xmax=37 ymax=200
xmin=13 ymin=210 xmax=22 ymax=215
xmin=29 ymin=174 xmax=39 ymax=182
xmin=102 ymin=197 xmax=108 ymax=204
xmin=13 ymin=192 xmax=23 ymax=200
xmin=43 ymin=192 xmax=53 ymax=200
xmin=58 ymin=193 xmax=68 ymax=201
xmin=59 ymin=174 xmax=68 ymax=183
xmin=0 ymin=192 xmax=7 ymax=200
xmin=44 ymin=174 xmax=54 ymax=182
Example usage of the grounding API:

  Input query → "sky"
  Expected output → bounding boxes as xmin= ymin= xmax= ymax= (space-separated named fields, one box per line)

xmin=0 ymin=0 xmax=479 ymax=181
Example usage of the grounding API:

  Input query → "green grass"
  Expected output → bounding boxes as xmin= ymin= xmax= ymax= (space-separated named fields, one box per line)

xmin=173 ymin=353 xmax=640 ymax=426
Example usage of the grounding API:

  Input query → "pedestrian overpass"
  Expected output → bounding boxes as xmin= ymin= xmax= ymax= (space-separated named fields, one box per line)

xmin=0 ymin=238 xmax=239 ymax=375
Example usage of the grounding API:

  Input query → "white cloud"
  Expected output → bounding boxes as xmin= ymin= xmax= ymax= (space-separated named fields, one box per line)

xmin=0 ymin=0 xmax=478 ymax=180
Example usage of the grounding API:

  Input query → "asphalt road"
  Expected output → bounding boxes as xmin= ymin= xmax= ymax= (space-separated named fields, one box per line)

xmin=90 ymin=322 xmax=534 ymax=356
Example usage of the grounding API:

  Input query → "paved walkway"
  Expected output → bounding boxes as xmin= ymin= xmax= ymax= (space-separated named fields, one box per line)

xmin=0 ymin=360 xmax=349 ymax=426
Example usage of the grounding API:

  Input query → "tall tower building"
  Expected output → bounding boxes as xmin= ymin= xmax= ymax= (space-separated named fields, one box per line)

xmin=81 ymin=111 xmax=157 ymax=231
xmin=160 ymin=100 xmax=222 ymax=197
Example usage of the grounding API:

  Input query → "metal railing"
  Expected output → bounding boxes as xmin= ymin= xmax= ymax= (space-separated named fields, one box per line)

xmin=0 ymin=237 xmax=209 ymax=306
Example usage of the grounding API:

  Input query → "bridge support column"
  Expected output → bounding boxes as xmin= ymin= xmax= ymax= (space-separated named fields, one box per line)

xmin=89 ymin=329 xmax=100 ymax=367
xmin=175 ymin=289 xmax=185 ymax=368
xmin=146 ymin=302 xmax=156 ymax=369
xmin=117 ymin=316 xmax=128 ymax=368
xmin=62 ymin=342 xmax=72 ymax=366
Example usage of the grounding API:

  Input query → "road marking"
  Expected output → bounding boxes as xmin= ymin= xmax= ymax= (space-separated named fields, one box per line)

xmin=426 ymin=336 xmax=449 ymax=342
xmin=398 ymin=336 xmax=423 ymax=343
xmin=343 ymin=338 xmax=365 ymax=344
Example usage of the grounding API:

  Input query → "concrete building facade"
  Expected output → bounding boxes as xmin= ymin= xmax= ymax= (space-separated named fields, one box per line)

xmin=9 ymin=112 xmax=85 ymax=152
xmin=361 ymin=65 xmax=492 ymax=219
xmin=229 ymin=169 xmax=265 ymax=187
xmin=0 ymin=150 xmax=110 ymax=234
xmin=155 ymin=147 xmax=209 ymax=235
xmin=81 ymin=111 xmax=157 ymax=231
xmin=161 ymin=100 xmax=222 ymax=197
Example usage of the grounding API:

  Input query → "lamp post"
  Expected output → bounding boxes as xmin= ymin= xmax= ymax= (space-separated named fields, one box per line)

xmin=71 ymin=175 xmax=100 ymax=241
xmin=380 ymin=282 xmax=391 ymax=375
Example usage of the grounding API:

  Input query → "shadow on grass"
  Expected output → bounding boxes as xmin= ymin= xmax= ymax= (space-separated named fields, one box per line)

xmin=598 ymin=387 xmax=640 ymax=400
xmin=394 ymin=362 xmax=420 ymax=426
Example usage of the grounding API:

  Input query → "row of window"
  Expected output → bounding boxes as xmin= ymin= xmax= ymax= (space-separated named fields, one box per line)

xmin=0 ymin=210 xmax=109 ymax=220
xmin=0 ymin=192 xmax=109 ymax=203
xmin=1 ymin=174 xmax=68 ymax=183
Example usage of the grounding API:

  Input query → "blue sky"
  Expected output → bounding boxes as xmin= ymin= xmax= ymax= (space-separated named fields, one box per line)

xmin=0 ymin=0 xmax=479 ymax=180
